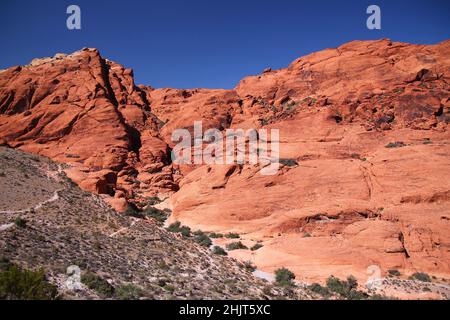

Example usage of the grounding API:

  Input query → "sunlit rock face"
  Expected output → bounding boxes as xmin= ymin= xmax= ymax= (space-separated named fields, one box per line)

xmin=1 ymin=39 xmax=449 ymax=284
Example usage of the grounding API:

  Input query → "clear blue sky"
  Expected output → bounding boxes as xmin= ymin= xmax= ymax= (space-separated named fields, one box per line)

xmin=0 ymin=0 xmax=449 ymax=89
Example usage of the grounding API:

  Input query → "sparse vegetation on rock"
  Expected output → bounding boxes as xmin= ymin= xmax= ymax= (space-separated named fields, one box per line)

xmin=385 ymin=141 xmax=406 ymax=148
xmin=212 ymin=246 xmax=227 ymax=256
xmin=226 ymin=241 xmax=248 ymax=251
xmin=410 ymin=272 xmax=432 ymax=283
xmin=275 ymin=268 xmax=295 ymax=287
xmin=193 ymin=230 xmax=212 ymax=247
xmin=325 ymin=275 xmax=368 ymax=300
xmin=81 ymin=272 xmax=115 ymax=298
xmin=0 ymin=264 xmax=58 ymax=300
xmin=388 ymin=269 xmax=401 ymax=277
xmin=250 ymin=243 xmax=263 ymax=251
xmin=14 ymin=217 xmax=27 ymax=228
xmin=225 ymin=233 xmax=240 ymax=239
xmin=115 ymin=283 xmax=145 ymax=300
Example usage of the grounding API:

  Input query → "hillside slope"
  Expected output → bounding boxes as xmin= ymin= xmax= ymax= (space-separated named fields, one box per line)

xmin=0 ymin=146 xmax=318 ymax=299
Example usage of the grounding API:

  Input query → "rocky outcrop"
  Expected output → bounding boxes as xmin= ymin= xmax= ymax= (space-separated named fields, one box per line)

xmin=0 ymin=39 xmax=449 ymax=285
xmin=0 ymin=48 xmax=174 ymax=209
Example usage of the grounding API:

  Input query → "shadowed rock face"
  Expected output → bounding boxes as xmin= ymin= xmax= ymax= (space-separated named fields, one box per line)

xmin=1 ymin=39 xmax=449 ymax=285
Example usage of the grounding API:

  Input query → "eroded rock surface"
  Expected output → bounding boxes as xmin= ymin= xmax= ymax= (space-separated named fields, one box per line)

xmin=1 ymin=39 xmax=449 ymax=286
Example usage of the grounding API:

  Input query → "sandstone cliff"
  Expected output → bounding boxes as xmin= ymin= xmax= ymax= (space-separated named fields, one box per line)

xmin=1 ymin=39 xmax=449 ymax=286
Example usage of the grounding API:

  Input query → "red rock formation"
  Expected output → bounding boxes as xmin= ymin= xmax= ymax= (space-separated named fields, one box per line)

xmin=1 ymin=39 xmax=449 ymax=284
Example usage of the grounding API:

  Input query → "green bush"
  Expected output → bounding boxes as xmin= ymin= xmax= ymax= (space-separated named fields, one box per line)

xmin=14 ymin=217 xmax=27 ymax=228
xmin=243 ymin=261 xmax=256 ymax=272
xmin=0 ymin=256 xmax=12 ymax=271
xmin=279 ymin=159 xmax=298 ymax=167
xmin=326 ymin=275 xmax=367 ymax=300
xmin=385 ymin=141 xmax=406 ymax=148
xmin=193 ymin=231 xmax=212 ymax=247
xmin=346 ymin=289 xmax=368 ymax=300
xmin=0 ymin=265 xmax=58 ymax=300
xmin=146 ymin=197 xmax=161 ymax=206
xmin=81 ymin=272 xmax=115 ymax=298
xmin=167 ymin=221 xmax=182 ymax=232
xmin=410 ymin=272 xmax=431 ymax=283
xmin=179 ymin=226 xmax=191 ymax=237
xmin=124 ymin=206 xmax=143 ymax=218
xmin=308 ymin=283 xmax=330 ymax=297
xmin=166 ymin=221 xmax=191 ymax=237
xmin=326 ymin=276 xmax=347 ymax=295
xmin=226 ymin=241 xmax=248 ymax=251
xmin=115 ymin=283 xmax=145 ymax=300
xmin=275 ymin=268 xmax=295 ymax=287
xmin=225 ymin=233 xmax=240 ymax=239
xmin=212 ymin=246 xmax=227 ymax=256
xmin=346 ymin=275 xmax=358 ymax=290
xmin=142 ymin=207 xmax=168 ymax=224
xmin=250 ymin=243 xmax=263 ymax=251
xmin=388 ymin=269 xmax=401 ymax=277
xmin=209 ymin=233 xmax=224 ymax=238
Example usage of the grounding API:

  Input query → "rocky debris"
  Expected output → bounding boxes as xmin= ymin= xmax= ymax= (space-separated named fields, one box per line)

xmin=0 ymin=146 xmax=316 ymax=300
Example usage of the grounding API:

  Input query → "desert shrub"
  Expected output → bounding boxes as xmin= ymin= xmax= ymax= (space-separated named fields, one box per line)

xmin=179 ymin=226 xmax=191 ymax=237
xmin=81 ymin=272 xmax=115 ymax=298
xmin=275 ymin=268 xmax=295 ymax=287
xmin=346 ymin=275 xmax=358 ymax=290
xmin=0 ymin=256 xmax=12 ymax=271
xmin=346 ymin=289 xmax=368 ymax=300
xmin=209 ymin=233 xmax=224 ymax=238
xmin=167 ymin=221 xmax=182 ymax=232
xmin=124 ymin=206 xmax=143 ymax=218
xmin=193 ymin=231 xmax=212 ymax=247
xmin=226 ymin=241 xmax=248 ymax=251
xmin=142 ymin=207 xmax=168 ymax=224
xmin=368 ymin=294 xmax=396 ymax=300
xmin=279 ymin=159 xmax=298 ymax=167
xmin=115 ymin=283 xmax=145 ymax=300
xmin=212 ymin=246 xmax=227 ymax=256
xmin=410 ymin=272 xmax=431 ymax=283
xmin=166 ymin=221 xmax=191 ymax=236
xmin=326 ymin=276 xmax=347 ymax=295
xmin=388 ymin=269 xmax=401 ymax=277
xmin=250 ymin=243 xmax=263 ymax=251
xmin=225 ymin=233 xmax=240 ymax=239
xmin=14 ymin=217 xmax=27 ymax=228
xmin=243 ymin=261 xmax=256 ymax=272
xmin=163 ymin=284 xmax=175 ymax=293
xmin=308 ymin=283 xmax=330 ymax=297
xmin=326 ymin=275 xmax=367 ymax=299
xmin=302 ymin=96 xmax=317 ymax=106
xmin=146 ymin=197 xmax=161 ymax=206
xmin=385 ymin=141 xmax=406 ymax=148
xmin=0 ymin=265 xmax=58 ymax=300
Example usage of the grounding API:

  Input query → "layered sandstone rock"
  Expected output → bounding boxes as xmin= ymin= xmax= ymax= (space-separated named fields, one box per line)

xmin=1 ymin=39 xmax=449 ymax=284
